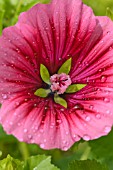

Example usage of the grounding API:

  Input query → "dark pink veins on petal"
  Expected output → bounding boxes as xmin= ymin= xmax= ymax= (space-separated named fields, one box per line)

xmin=0 ymin=0 xmax=113 ymax=151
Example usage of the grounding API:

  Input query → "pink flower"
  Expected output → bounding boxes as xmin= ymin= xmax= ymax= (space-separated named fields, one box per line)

xmin=0 ymin=0 xmax=113 ymax=151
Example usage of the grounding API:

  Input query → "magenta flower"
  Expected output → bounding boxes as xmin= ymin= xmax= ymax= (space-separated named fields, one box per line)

xmin=0 ymin=0 xmax=113 ymax=151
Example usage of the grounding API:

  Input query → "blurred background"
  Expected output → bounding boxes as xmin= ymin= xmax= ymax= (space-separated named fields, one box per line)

xmin=0 ymin=0 xmax=113 ymax=29
xmin=0 ymin=0 xmax=113 ymax=170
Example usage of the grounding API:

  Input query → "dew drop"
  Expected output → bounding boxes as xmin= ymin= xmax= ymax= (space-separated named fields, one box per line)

xmin=45 ymin=106 xmax=48 ymax=110
xmin=56 ymin=119 xmax=62 ymax=124
xmin=66 ymin=131 xmax=69 ymax=135
xmin=40 ymin=143 xmax=45 ymax=148
xmin=74 ymin=104 xmax=84 ymax=110
xmin=96 ymin=114 xmax=101 ymax=119
xmin=100 ymin=75 xmax=107 ymax=82
xmin=59 ymin=57 xmax=62 ymax=61
xmin=104 ymin=126 xmax=111 ymax=133
xmin=44 ymin=139 xmax=47 ymax=143
xmin=34 ymin=103 xmax=37 ymax=107
xmin=60 ymin=108 xmax=64 ymax=111
xmin=15 ymin=101 xmax=20 ymax=106
xmin=85 ymin=115 xmax=91 ymax=122
xmin=63 ymin=146 xmax=68 ymax=151
xmin=2 ymin=94 xmax=8 ymax=99
xmin=73 ymin=134 xmax=77 ymax=138
xmin=62 ymin=140 xmax=67 ymax=144
xmin=28 ymin=134 xmax=32 ymax=139
xmin=14 ymin=112 xmax=17 ymax=116
xmin=24 ymin=129 xmax=28 ymax=133
xmin=83 ymin=135 xmax=90 ymax=141
xmin=106 ymin=110 xmax=111 ymax=114
xmin=104 ymin=98 xmax=110 ymax=103
xmin=9 ymin=121 xmax=13 ymax=125
xmin=109 ymin=46 xmax=113 ymax=51
xmin=89 ymin=105 xmax=94 ymax=109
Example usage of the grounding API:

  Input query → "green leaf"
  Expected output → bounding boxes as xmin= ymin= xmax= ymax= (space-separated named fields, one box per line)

xmin=0 ymin=155 xmax=21 ymax=170
xmin=40 ymin=64 xmax=50 ymax=84
xmin=34 ymin=88 xmax=51 ymax=98
xmin=66 ymin=84 xmax=86 ymax=93
xmin=0 ymin=9 xmax=5 ymax=35
xmin=68 ymin=160 xmax=108 ymax=170
xmin=18 ymin=155 xmax=60 ymax=170
xmin=54 ymin=95 xmax=67 ymax=108
xmin=58 ymin=58 xmax=72 ymax=75
xmin=89 ymin=129 xmax=113 ymax=170
xmin=106 ymin=7 xmax=113 ymax=20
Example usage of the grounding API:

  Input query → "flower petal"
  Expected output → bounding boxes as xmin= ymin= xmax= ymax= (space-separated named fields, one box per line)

xmin=17 ymin=0 xmax=98 ymax=74
xmin=0 ymin=24 xmax=42 ymax=103
xmin=71 ymin=16 xmax=113 ymax=87
xmin=65 ymin=85 xmax=113 ymax=141
xmin=0 ymin=92 xmax=79 ymax=150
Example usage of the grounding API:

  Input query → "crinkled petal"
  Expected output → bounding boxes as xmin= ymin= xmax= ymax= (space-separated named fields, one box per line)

xmin=71 ymin=16 xmax=113 ymax=87
xmin=65 ymin=85 xmax=113 ymax=141
xmin=17 ymin=0 xmax=98 ymax=74
xmin=0 ymin=92 xmax=80 ymax=150
xmin=0 ymin=24 xmax=42 ymax=102
xmin=1 ymin=0 xmax=113 ymax=151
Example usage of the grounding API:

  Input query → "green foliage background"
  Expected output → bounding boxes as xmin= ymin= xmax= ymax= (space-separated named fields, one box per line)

xmin=0 ymin=0 xmax=113 ymax=170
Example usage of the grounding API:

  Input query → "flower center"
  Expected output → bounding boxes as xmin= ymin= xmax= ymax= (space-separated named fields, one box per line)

xmin=50 ymin=73 xmax=72 ymax=94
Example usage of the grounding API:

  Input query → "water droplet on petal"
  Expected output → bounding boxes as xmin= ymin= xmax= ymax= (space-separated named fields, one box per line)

xmin=96 ymin=114 xmax=101 ymax=119
xmin=83 ymin=135 xmax=90 ymax=141
xmin=9 ymin=121 xmax=13 ymax=125
xmin=44 ymin=139 xmax=47 ymax=143
xmin=104 ymin=126 xmax=111 ymax=133
xmin=59 ymin=57 xmax=62 ymax=61
xmin=63 ymin=146 xmax=68 ymax=151
xmin=74 ymin=104 xmax=84 ymax=110
xmin=85 ymin=116 xmax=91 ymax=122
xmin=28 ymin=134 xmax=32 ymax=139
xmin=15 ymin=101 xmax=20 ymax=106
xmin=34 ymin=103 xmax=37 ymax=107
xmin=89 ymin=105 xmax=94 ymax=109
xmin=66 ymin=131 xmax=69 ymax=135
xmin=60 ymin=108 xmax=64 ymax=111
xmin=56 ymin=119 xmax=62 ymax=124
xmin=100 ymin=75 xmax=107 ymax=82
xmin=62 ymin=140 xmax=67 ymax=144
xmin=45 ymin=106 xmax=48 ymax=110
xmin=24 ymin=129 xmax=28 ymax=133
xmin=2 ymin=94 xmax=8 ymax=99
xmin=40 ymin=143 xmax=45 ymax=148
xmin=104 ymin=98 xmax=110 ymax=103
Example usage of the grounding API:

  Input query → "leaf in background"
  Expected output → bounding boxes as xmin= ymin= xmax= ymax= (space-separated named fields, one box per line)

xmin=55 ymin=142 xmax=92 ymax=170
xmin=88 ymin=129 xmax=113 ymax=170
xmin=0 ymin=155 xmax=21 ymax=170
xmin=68 ymin=160 xmax=108 ymax=170
xmin=106 ymin=7 xmax=113 ymax=20
xmin=0 ymin=9 xmax=5 ymax=35
xmin=18 ymin=155 xmax=60 ymax=170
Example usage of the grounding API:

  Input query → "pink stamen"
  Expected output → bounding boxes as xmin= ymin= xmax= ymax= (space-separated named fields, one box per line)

xmin=50 ymin=73 xmax=72 ymax=94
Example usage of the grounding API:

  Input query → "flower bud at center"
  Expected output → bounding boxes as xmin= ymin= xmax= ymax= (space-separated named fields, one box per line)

xmin=50 ymin=73 xmax=72 ymax=94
